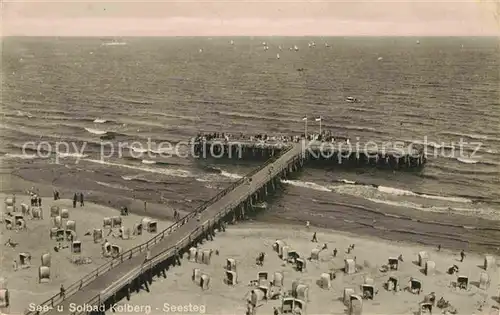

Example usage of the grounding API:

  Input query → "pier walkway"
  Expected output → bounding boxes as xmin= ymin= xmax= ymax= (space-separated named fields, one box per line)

xmin=38 ymin=142 xmax=305 ymax=315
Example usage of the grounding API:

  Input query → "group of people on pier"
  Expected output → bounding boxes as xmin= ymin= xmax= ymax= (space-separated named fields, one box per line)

xmin=195 ymin=131 xmax=352 ymax=144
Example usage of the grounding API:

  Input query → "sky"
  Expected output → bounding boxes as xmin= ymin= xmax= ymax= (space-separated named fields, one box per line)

xmin=1 ymin=0 xmax=500 ymax=36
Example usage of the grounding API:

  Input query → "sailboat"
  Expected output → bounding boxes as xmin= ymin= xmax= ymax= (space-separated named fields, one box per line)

xmin=325 ymin=43 xmax=330 ymax=47
xmin=230 ymin=40 xmax=234 ymax=45
xmin=294 ymin=45 xmax=299 ymax=51
xmin=416 ymin=40 xmax=420 ymax=44
xmin=276 ymin=53 xmax=280 ymax=59
xmin=264 ymin=46 xmax=269 ymax=51
xmin=199 ymin=48 xmax=203 ymax=53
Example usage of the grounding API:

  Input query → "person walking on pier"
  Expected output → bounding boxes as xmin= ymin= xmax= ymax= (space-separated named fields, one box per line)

xmin=59 ymin=284 xmax=66 ymax=299
xmin=311 ymin=232 xmax=318 ymax=243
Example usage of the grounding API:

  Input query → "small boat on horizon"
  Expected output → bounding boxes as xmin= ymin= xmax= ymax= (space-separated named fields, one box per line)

xmin=276 ymin=53 xmax=280 ymax=59
xmin=294 ymin=45 xmax=299 ymax=51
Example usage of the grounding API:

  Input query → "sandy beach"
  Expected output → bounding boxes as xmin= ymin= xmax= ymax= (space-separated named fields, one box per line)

xmin=0 ymin=192 xmax=172 ymax=314
xmin=115 ymin=222 xmax=500 ymax=315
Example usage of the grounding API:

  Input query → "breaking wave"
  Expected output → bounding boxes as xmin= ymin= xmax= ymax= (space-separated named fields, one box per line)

xmin=439 ymin=131 xmax=492 ymax=141
xmin=282 ymin=179 xmax=473 ymax=203
xmin=96 ymin=181 xmax=132 ymax=191
xmin=2 ymin=153 xmax=38 ymax=160
xmin=84 ymin=127 xmax=107 ymax=135
xmin=456 ymin=157 xmax=478 ymax=164
xmin=57 ymin=152 xmax=88 ymax=158
xmin=220 ymin=170 xmax=243 ymax=179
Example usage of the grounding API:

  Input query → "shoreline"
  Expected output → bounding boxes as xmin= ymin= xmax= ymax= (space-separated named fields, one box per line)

xmin=0 ymin=192 xmax=172 ymax=314
xmin=1 ymin=170 xmax=500 ymax=256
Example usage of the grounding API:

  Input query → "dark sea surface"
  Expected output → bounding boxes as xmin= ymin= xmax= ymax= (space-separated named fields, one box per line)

xmin=1 ymin=37 xmax=499 ymax=253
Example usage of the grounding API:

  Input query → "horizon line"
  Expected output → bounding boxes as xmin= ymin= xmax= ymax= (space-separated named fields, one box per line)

xmin=3 ymin=35 xmax=499 ymax=38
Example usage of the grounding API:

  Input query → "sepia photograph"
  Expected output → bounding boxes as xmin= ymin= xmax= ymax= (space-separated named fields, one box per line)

xmin=1 ymin=1 xmax=499 ymax=314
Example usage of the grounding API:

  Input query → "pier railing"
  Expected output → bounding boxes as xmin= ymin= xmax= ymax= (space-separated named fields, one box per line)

xmin=27 ymin=145 xmax=293 ymax=315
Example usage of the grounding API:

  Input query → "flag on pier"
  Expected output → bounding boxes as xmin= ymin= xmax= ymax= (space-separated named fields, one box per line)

xmin=302 ymin=116 xmax=308 ymax=138
xmin=315 ymin=117 xmax=322 ymax=121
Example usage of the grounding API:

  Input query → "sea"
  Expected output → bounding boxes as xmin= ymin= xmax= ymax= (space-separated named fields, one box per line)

xmin=1 ymin=37 xmax=499 ymax=254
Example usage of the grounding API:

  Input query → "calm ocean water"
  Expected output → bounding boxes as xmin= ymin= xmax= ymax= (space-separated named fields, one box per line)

xmin=1 ymin=37 xmax=499 ymax=253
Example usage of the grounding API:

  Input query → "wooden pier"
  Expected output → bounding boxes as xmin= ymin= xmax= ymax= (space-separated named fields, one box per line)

xmin=30 ymin=143 xmax=306 ymax=315
xmin=28 ymin=138 xmax=426 ymax=315
xmin=192 ymin=139 xmax=427 ymax=169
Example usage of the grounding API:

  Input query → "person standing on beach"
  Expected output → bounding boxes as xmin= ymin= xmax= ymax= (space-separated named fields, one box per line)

xmin=59 ymin=284 xmax=65 ymax=299
xmin=311 ymin=232 xmax=318 ymax=242
xmin=460 ymin=250 xmax=465 ymax=262
xmin=438 ymin=245 xmax=441 ymax=252
xmin=144 ymin=201 xmax=147 ymax=212
xmin=79 ymin=192 xmax=84 ymax=206
xmin=333 ymin=248 xmax=338 ymax=257
xmin=38 ymin=196 xmax=42 ymax=207
xmin=73 ymin=193 xmax=77 ymax=208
